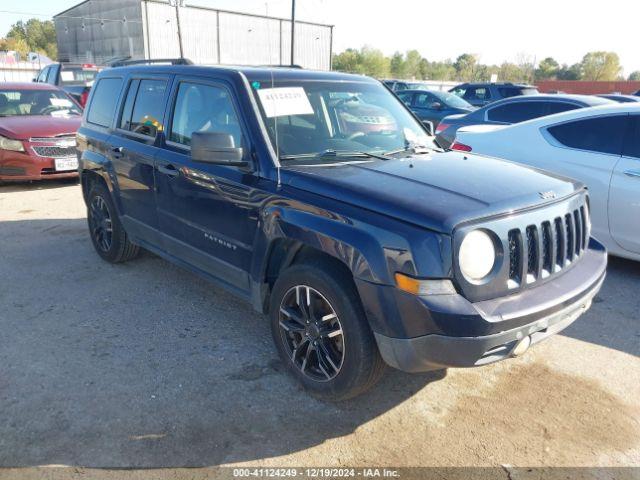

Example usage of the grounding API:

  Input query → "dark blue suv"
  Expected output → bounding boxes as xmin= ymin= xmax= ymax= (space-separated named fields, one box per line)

xmin=77 ymin=64 xmax=607 ymax=400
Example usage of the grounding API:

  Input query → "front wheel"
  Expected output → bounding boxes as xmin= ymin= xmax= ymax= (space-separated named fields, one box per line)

xmin=87 ymin=182 xmax=139 ymax=263
xmin=269 ymin=260 xmax=386 ymax=400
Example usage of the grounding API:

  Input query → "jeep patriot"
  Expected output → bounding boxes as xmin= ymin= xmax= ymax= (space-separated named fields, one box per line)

xmin=77 ymin=64 xmax=607 ymax=400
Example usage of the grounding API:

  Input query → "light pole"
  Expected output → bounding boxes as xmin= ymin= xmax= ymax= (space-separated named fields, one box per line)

xmin=170 ymin=0 xmax=184 ymax=58
xmin=290 ymin=0 xmax=296 ymax=66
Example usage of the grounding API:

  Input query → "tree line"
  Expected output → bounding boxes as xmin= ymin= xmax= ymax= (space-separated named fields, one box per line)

xmin=333 ymin=47 xmax=640 ymax=83
xmin=0 ymin=19 xmax=58 ymax=61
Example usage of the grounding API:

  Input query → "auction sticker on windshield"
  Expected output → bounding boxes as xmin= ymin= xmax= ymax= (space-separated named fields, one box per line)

xmin=256 ymin=87 xmax=313 ymax=118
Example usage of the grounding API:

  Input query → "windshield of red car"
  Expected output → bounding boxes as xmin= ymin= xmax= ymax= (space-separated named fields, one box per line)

xmin=249 ymin=79 xmax=436 ymax=161
xmin=0 ymin=89 xmax=82 ymax=117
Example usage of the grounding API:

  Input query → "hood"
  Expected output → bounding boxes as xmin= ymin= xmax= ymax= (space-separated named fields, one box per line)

xmin=282 ymin=151 xmax=582 ymax=233
xmin=0 ymin=115 xmax=81 ymax=140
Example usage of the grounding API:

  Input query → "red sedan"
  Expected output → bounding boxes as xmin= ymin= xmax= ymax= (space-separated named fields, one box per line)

xmin=0 ymin=82 xmax=82 ymax=182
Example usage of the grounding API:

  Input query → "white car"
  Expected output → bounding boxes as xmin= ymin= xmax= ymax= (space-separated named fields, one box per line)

xmin=451 ymin=104 xmax=640 ymax=261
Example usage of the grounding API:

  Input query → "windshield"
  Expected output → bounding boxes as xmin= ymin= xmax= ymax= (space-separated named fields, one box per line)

xmin=250 ymin=79 xmax=436 ymax=162
xmin=0 ymin=89 xmax=82 ymax=117
xmin=435 ymin=92 xmax=473 ymax=109
xmin=60 ymin=66 xmax=99 ymax=86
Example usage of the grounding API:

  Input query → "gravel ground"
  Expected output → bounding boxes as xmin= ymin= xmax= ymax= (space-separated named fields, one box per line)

xmin=0 ymin=180 xmax=638 ymax=476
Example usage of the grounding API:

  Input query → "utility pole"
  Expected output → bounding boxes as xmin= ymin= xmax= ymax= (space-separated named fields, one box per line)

xmin=290 ymin=0 xmax=296 ymax=66
xmin=171 ymin=0 xmax=184 ymax=58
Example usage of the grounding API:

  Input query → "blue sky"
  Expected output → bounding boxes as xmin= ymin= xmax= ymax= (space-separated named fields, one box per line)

xmin=2 ymin=0 xmax=639 ymax=75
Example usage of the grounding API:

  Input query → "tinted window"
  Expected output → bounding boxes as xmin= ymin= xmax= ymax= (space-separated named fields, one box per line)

xmin=464 ymin=87 xmax=491 ymax=102
xmin=170 ymin=82 xmax=242 ymax=148
xmin=547 ymin=115 xmax=628 ymax=155
xmin=36 ymin=67 xmax=48 ymax=83
xmin=623 ymin=116 xmax=640 ymax=159
xmin=60 ymin=65 xmax=99 ymax=86
xmin=498 ymin=87 xmax=538 ymax=98
xmin=546 ymin=102 xmax=581 ymax=115
xmin=415 ymin=92 xmax=438 ymax=108
xmin=396 ymin=92 xmax=413 ymax=106
xmin=45 ymin=66 xmax=57 ymax=84
xmin=87 ymin=77 xmax=123 ymax=127
xmin=128 ymin=79 xmax=167 ymax=137
xmin=119 ymin=79 xmax=140 ymax=130
xmin=487 ymin=101 xmax=547 ymax=123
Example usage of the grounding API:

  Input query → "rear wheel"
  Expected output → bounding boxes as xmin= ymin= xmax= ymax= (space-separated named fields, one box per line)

xmin=87 ymin=181 xmax=139 ymax=263
xmin=270 ymin=259 xmax=385 ymax=400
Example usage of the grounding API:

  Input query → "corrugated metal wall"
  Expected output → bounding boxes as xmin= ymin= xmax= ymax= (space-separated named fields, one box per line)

xmin=55 ymin=0 xmax=332 ymax=70
xmin=55 ymin=0 xmax=145 ymax=64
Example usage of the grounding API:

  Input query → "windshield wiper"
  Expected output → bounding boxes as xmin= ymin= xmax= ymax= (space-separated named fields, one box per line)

xmin=280 ymin=149 xmax=393 ymax=162
xmin=384 ymin=144 xmax=437 ymax=156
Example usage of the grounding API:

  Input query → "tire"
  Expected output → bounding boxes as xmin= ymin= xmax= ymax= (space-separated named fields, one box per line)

xmin=269 ymin=259 xmax=386 ymax=400
xmin=87 ymin=181 xmax=139 ymax=263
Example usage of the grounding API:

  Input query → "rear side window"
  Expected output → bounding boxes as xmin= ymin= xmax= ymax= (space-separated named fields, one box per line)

xmin=126 ymin=79 xmax=167 ymax=137
xmin=546 ymin=102 xmax=581 ymax=115
xmin=623 ymin=116 xmax=640 ymax=159
xmin=87 ymin=77 xmax=123 ymax=127
xmin=487 ymin=101 xmax=547 ymax=123
xmin=498 ymin=87 xmax=538 ymax=98
xmin=36 ymin=67 xmax=48 ymax=83
xmin=45 ymin=66 xmax=57 ymax=84
xmin=547 ymin=115 xmax=628 ymax=155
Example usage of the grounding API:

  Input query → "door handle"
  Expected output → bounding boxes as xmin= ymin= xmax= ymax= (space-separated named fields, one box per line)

xmin=110 ymin=146 xmax=124 ymax=158
xmin=624 ymin=169 xmax=640 ymax=178
xmin=157 ymin=164 xmax=180 ymax=178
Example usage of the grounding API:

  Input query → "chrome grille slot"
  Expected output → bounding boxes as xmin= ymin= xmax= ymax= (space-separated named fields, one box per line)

xmin=525 ymin=225 xmax=538 ymax=282
xmin=565 ymin=213 xmax=574 ymax=262
xmin=541 ymin=221 xmax=553 ymax=276
xmin=508 ymin=229 xmax=522 ymax=286
xmin=574 ymin=210 xmax=582 ymax=255
xmin=554 ymin=217 xmax=565 ymax=269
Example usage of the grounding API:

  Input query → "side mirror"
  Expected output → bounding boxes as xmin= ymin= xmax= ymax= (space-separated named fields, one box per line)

xmin=190 ymin=131 xmax=247 ymax=167
xmin=422 ymin=120 xmax=434 ymax=136
xmin=430 ymin=102 xmax=442 ymax=110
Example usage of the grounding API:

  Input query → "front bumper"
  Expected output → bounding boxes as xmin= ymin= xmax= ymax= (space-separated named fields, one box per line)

xmin=0 ymin=150 xmax=78 ymax=181
xmin=369 ymin=239 xmax=607 ymax=372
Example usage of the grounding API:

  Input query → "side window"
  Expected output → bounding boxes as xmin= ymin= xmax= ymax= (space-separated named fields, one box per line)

xmin=128 ymin=79 xmax=167 ymax=137
xmin=464 ymin=87 xmax=491 ymax=102
xmin=414 ymin=92 xmax=437 ymax=108
xmin=119 ymin=79 xmax=141 ymax=130
xmin=451 ymin=87 xmax=466 ymax=98
xmin=169 ymin=82 xmax=243 ymax=148
xmin=36 ymin=67 xmax=49 ymax=83
xmin=45 ymin=66 xmax=58 ymax=84
xmin=396 ymin=92 xmax=413 ymax=106
xmin=498 ymin=87 xmax=521 ymax=98
xmin=547 ymin=115 xmax=628 ymax=155
xmin=87 ymin=77 xmax=124 ymax=128
xmin=623 ymin=116 xmax=640 ymax=159
xmin=487 ymin=101 xmax=547 ymax=123
xmin=546 ymin=102 xmax=581 ymax=115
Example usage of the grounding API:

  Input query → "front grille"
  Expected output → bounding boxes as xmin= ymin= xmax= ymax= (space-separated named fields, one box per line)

xmin=507 ymin=206 xmax=589 ymax=288
xmin=32 ymin=145 xmax=78 ymax=158
xmin=29 ymin=135 xmax=76 ymax=143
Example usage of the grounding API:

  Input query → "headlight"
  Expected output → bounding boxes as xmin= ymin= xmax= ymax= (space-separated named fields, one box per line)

xmin=0 ymin=135 xmax=24 ymax=152
xmin=459 ymin=230 xmax=496 ymax=281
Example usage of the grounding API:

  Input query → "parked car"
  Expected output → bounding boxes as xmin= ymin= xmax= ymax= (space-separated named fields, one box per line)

xmin=77 ymin=65 xmax=606 ymax=399
xmin=452 ymin=104 xmax=640 ymax=261
xmin=382 ymin=79 xmax=410 ymax=91
xmin=0 ymin=82 xmax=82 ymax=182
xmin=396 ymin=89 xmax=476 ymax=129
xmin=35 ymin=62 xmax=102 ymax=107
xmin=436 ymin=94 xmax=613 ymax=149
xmin=596 ymin=94 xmax=640 ymax=103
xmin=449 ymin=82 xmax=539 ymax=107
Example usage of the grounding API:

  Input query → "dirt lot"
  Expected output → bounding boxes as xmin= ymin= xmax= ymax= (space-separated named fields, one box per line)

xmin=0 ymin=180 xmax=639 ymax=476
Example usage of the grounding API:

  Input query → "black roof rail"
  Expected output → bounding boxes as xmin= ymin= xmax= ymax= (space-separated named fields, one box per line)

xmin=257 ymin=64 xmax=304 ymax=69
xmin=109 ymin=58 xmax=194 ymax=67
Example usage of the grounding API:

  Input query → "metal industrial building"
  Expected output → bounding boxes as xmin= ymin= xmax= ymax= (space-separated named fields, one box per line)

xmin=54 ymin=0 xmax=333 ymax=70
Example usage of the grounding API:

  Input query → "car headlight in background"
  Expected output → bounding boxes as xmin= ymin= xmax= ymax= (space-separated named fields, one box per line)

xmin=459 ymin=229 xmax=496 ymax=281
xmin=0 ymin=135 xmax=25 ymax=152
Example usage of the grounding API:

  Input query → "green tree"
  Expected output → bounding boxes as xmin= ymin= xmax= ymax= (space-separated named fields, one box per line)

xmin=580 ymin=51 xmax=621 ymax=81
xmin=389 ymin=52 xmax=406 ymax=78
xmin=498 ymin=62 xmax=526 ymax=82
xmin=535 ymin=57 xmax=559 ymax=80
xmin=557 ymin=63 xmax=582 ymax=80
xmin=453 ymin=53 xmax=479 ymax=81
xmin=332 ymin=48 xmax=362 ymax=74
xmin=425 ymin=60 xmax=456 ymax=81
xmin=0 ymin=36 xmax=29 ymax=58
xmin=403 ymin=49 xmax=422 ymax=79
xmin=628 ymin=71 xmax=640 ymax=81
xmin=6 ymin=18 xmax=57 ymax=59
